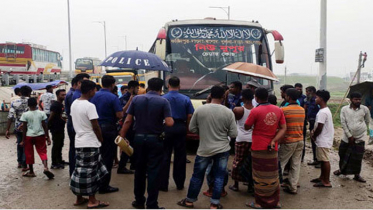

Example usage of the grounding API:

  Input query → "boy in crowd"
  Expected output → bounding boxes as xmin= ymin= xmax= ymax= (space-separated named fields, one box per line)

xmin=48 ymin=89 xmax=67 ymax=169
xmin=39 ymin=85 xmax=56 ymax=119
xmin=310 ymin=90 xmax=334 ymax=188
xmin=20 ymin=98 xmax=54 ymax=179
xmin=70 ymin=80 xmax=109 ymax=208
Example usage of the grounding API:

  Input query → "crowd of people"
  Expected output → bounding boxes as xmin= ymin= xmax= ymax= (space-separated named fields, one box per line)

xmin=4 ymin=74 xmax=371 ymax=209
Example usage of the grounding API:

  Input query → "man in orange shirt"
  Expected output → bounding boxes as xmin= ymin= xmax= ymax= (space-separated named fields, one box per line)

xmin=279 ymin=88 xmax=305 ymax=194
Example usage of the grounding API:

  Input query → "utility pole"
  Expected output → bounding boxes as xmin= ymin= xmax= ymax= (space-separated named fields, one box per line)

xmin=318 ymin=0 xmax=327 ymax=90
xmin=284 ymin=66 xmax=287 ymax=84
xmin=67 ymin=0 xmax=73 ymax=78
xmin=357 ymin=51 xmax=363 ymax=83
xmin=356 ymin=51 xmax=368 ymax=83
xmin=94 ymin=21 xmax=107 ymax=58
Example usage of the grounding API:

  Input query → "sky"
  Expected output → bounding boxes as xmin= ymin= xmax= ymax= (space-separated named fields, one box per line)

xmin=1 ymin=0 xmax=372 ymax=77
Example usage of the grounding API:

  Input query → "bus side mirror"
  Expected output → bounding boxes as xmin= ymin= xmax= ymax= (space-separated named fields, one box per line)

xmin=274 ymin=41 xmax=284 ymax=64
xmin=155 ymin=39 xmax=166 ymax=60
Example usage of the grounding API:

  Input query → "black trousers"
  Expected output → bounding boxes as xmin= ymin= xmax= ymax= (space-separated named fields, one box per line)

xmin=134 ymin=134 xmax=164 ymax=209
xmin=160 ymin=122 xmax=187 ymax=190
xmin=99 ymin=124 xmax=118 ymax=189
xmin=51 ymin=131 xmax=65 ymax=165
xmin=67 ymin=124 xmax=76 ymax=177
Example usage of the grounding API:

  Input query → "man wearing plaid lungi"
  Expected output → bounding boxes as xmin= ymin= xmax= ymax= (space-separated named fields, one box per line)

xmin=70 ymin=80 xmax=109 ymax=208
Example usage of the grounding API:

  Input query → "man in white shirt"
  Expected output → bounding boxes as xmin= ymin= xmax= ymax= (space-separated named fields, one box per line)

xmin=334 ymin=92 xmax=370 ymax=183
xmin=39 ymin=85 xmax=56 ymax=118
xmin=70 ymin=80 xmax=109 ymax=209
xmin=311 ymin=90 xmax=334 ymax=188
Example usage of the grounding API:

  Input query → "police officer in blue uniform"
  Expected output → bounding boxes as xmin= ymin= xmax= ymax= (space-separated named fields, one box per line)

xmin=91 ymin=75 xmax=123 ymax=194
xmin=120 ymin=78 xmax=174 ymax=209
xmin=66 ymin=73 xmax=90 ymax=177
xmin=160 ymin=76 xmax=194 ymax=192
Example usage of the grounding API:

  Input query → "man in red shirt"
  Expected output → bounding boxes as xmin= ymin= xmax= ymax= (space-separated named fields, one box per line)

xmin=244 ymin=87 xmax=286 ymax=209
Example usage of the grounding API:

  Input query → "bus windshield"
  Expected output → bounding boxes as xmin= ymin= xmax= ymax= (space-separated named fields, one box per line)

xmin=165 ymin=25 xmax=270 ymax=92
xmin=76 ymin=59 xmax=93 ymax=70
xmin=114 ymin=75 xmax=133 ymax=84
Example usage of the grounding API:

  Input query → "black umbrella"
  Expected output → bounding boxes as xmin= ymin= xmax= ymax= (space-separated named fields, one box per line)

xmin=348 ymin=81 xmax=373 ymax=103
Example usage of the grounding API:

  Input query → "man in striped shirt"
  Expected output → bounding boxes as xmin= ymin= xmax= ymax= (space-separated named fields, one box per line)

xmin=279 ymin=88 xmax=305 ymax=194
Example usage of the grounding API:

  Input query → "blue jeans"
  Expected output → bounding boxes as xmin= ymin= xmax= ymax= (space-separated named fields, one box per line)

xmin=206 ymin=161 xmax=228 ymax=188
xmin=16 ymin=132 xmax=26 ymax=167
xmin=67 ymin=124 xmax=76 ymax=177
xmin=186 ymin=151 xmax=229 ymax=205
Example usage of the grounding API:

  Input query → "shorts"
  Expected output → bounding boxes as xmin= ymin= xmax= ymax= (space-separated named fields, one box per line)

xmin=316 ymin=147 xmax=330 ymax=162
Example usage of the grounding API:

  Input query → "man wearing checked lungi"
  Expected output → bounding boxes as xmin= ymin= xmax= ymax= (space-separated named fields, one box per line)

xmin=70 ymin=80 xmax=109 ymax=209
xmin=334 ymin=92 xmax=369 ymax=183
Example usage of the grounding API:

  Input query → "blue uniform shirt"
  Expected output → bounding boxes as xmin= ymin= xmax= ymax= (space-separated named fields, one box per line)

xmin=305 ymin=96 xmax=319 ymax=121
xmin=227 ymin=93 xmax=242 ymax=110
xmin=162 ymin=90 xmax=194 ymax=121
xmin=91 ymin=88 xmax=122 ymax=125
xmin=297 ymin=94 xmax=307 ymax=107
xmin=127 ymin=91 xmax=172 ymax=134
xmin=72 ymin=89 xmax=82 ymax=102
xmin=119 ymin=92 xmax=131 ymax=108
xmin=65 ymin=88 xmax=75 ymax=127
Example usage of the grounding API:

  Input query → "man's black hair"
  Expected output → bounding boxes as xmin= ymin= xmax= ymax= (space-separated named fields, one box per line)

xmin=121 ymin=85 xmax=128 ymax=91
xmin=75 ymin=73 xmax=90 ymax=82
xmin=128 ymin=81 xmax=140 ymax=89
xmin=140 ymin=83 xmax=145 ymax=88
xmin=81 ymin=80 xmax=97 ymax=94
xmin=148 ymin=78 xmax=164 ymax=92
xmin=280 ymin=84 xmax=294 ymax=92
xmin=268 ymin=94 xmax=277 ymax=105
xmin=286 ymin=88 xmax=300 ymax=101
xmin=28 ymin=97 xmax=37 ymax=107
xmin=241 ymin=88 xmax=254 ymax=101
xmin=71 ymin=77 xmax=78 ymax=86
xmin=56 ymin=89 xmax=66 ymax=97
xmin=294 ymin=83 xmax=303 ymax=88
xmin=96 ymin=84 xmax=101 ymax=91
xmin=350 ymin=92 xmax=362 ymax=99
xmin=168 ymin=76 xmax=180 ymax=87
xmin=46 ymin=85 xmax=53 ymax=91
xmin=211 ymin=85 xmax=225 ymax=99
xmin=316 ymin=90 xmax=330 ymax=103
xmin=231 ymin=81 xmax=242 ymax=90
xmin=306 ymin=86 xmax=316 ymax=93
xmin=255 ymin=87 xmax=269 ymax=101
xmin=101 ymin=75 xmax=116 ymax=88
xmin=14 ymin=87 xmax=20 ymax=95
xmin=20 ymin=86 xmax=32 ymax=97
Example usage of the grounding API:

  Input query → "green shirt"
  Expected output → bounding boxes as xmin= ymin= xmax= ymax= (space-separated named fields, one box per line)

xmin=20 ymin=110 xmax=47 ymax=137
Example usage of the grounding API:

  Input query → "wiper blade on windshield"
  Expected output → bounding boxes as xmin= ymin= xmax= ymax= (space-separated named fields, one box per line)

xmin=194 ymin=85 xmax=214 ymax=96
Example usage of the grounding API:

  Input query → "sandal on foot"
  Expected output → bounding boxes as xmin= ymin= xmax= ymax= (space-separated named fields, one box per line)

xmin=229 ymin=185 xmax=238 ymax=192
xmin=87 ymin=201 xmax=109 ymax=209
xmin=353 ymin=176 xmax=367 ymax=183
xmin=22 ymin=171 xmax=36 ymax=177
xmin=177 ymin=198 xmax=194 ymax=208
xmin=275 ymin=203 xmax=282 ymax=209
xmin=43 ymin=170 xmax=55 ymax=179
xmin=22 ymin=167 xmax=30 ymax=172
xmin=221 ymin=190 xmax=228 ymax=197
xmin=333 ymin=170 xmax=341 ymax=176
xmin=203 ymin=190 xmax=212 ymax=197
xmin=313 ymin=182 xmax=332 ymax=188
xmin=310 ymin=178 xmax=321 ymax=183
xmin=246 ymin=202 xmax=262 ymax=209
xmin=74 ymin=198 xmax=89 ymax=206
xmin=210 ymin=203 xmax=223 ymax=209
